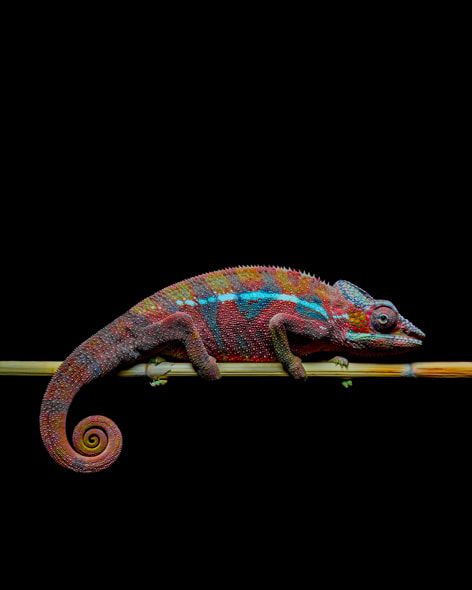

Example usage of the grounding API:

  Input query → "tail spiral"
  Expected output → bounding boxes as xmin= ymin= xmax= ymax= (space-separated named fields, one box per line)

xmin=72 ymin=416 xmax=121 ymax=458
xmin=40 ymin=344 xmax=124 ymax=473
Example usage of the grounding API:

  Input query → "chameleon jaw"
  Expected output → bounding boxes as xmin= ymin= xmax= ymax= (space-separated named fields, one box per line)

xmin=346 ymin=331 xmax=424 ymax=349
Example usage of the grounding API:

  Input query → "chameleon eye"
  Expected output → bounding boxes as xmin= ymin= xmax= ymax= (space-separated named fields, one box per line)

xmin=371 ymin=306 xmax=398 ymax=333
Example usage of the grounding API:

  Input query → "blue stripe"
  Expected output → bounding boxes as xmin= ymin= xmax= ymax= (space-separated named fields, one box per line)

xmin=176 ymin=290 xmax=328 ymax=320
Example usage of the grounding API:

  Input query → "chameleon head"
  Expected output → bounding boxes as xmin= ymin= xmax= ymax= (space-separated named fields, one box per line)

xmin=333 ymin=280 xmax=425 ymax=354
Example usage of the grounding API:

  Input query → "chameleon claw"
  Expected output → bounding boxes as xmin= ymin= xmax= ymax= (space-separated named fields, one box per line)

xmin=341 ymin=379 xmax=353 ymax=389
xmin=148 ymin=356 xmax=167 ymax=366
xmin=146 ymin=357 xmax=172 ymax=387
xmin=149 ymin=378 xmax=168 ymax=387
xmin=329 ymin=356 xmax=349 ymax=369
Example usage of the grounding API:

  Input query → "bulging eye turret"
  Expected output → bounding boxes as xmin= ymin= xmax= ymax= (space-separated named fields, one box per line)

xmin=370 ymin=305 xmax=398 ymax=333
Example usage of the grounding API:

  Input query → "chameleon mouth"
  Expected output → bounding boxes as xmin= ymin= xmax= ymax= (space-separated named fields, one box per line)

xmin=383 ymin=335 xmax=424 ymax=348
xmin=394 ymin=335 xmax=424 ymax=347
xmin=383 ymin=329 xmax=425 ymax=347
xmin=346 ymin=332 xmax=424 ymax=348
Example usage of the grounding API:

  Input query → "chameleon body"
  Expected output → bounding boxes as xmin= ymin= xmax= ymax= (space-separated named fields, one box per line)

xmin=40 ymin=266 xmax=425 ymax=473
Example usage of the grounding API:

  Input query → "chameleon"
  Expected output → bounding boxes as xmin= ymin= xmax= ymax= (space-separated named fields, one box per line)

xmin=40 ymin=265 xmax=425 ymax=473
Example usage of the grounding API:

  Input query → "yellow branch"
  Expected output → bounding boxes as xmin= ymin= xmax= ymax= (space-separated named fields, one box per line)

xmin=0 ymin=360 xmax=471 ymax=379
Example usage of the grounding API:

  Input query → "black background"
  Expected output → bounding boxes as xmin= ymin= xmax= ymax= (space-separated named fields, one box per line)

xmin=1 ymin=14 xmax=470 ymax=576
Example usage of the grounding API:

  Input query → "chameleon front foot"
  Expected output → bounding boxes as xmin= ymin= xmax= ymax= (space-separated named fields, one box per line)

xmin=328 ymin=356 xmax=352 ymax=388
xmin=329 ymin=356 xmax=349 ymax=368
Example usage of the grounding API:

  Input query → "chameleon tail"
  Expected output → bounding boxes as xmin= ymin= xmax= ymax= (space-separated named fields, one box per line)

xmin=39 ymin=335 xmax=125 ymax=473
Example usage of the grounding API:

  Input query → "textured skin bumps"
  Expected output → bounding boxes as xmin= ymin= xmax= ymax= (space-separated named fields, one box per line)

xmin=40 ymin=266 xmax=425 ymax=473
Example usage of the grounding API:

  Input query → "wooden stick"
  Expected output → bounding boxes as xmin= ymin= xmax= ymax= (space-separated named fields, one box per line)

xmin=0 ymin=360 xmax=471 ymax=379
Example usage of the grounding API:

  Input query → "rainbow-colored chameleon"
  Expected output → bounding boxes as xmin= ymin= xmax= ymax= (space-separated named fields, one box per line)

xmin=40 ymin=266 xmax=425 ymax=473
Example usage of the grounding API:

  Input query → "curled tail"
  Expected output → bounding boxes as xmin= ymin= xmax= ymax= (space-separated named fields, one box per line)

xmin=40 ymin=330 xmax=131 ymax=473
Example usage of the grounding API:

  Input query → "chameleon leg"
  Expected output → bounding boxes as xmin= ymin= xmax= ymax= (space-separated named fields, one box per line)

xmin=269 ymin=313 xmax=328 ymax=380
xmin=134 ymin=312 xmax=220 ymax=380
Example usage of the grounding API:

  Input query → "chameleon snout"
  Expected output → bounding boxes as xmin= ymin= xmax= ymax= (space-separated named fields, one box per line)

xmin=399 ymin=316 xmax=425 ymax=345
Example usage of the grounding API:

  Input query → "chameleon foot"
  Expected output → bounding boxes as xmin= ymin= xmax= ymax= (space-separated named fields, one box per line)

xmin=329 ymin=356 xmax=349 ymax=369
xmin=328 ymin=357 xmax=351 ymax=388
xmin=147 ymin=356 xmax=167 ymax=366
xmin=149 ymin=378 xmax=168 ymax=387
xmin=146 ymin=356 xmax=172 ymax=387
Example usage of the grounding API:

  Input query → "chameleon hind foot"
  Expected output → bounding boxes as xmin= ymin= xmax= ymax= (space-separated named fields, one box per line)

xmin=146 ymin=356 xmax=171 ymax=387
xmin=149 ymin=378 xmax=168 ymax=387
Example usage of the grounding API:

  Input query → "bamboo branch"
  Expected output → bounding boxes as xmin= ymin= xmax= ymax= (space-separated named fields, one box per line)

xmin=0 ymin=360 xmax=471 ymax=379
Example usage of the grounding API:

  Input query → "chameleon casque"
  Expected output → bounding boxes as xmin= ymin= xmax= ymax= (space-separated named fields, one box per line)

xmin=40 ymin=266 xmax=425 ymax=473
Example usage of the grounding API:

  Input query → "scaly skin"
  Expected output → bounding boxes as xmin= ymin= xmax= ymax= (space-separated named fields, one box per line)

xmin=40 ymin=266 xmax=425 ymax=472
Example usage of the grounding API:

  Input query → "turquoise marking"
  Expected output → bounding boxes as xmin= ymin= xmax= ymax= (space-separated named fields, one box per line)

xmin=176 ymin=290 xmax=328 ymax=319
xmin=347 ymin=331 xmax=417 ymax=344
xmin=218 ymin=293 xmax=236 ymax=302
xmin=347 ymin=331 xmax=371 ymax=341
xmin=347 ymin=331 xmax=384 ymax=341
xmin=176 ymin=299 xmax=197 ymax=306
xmin=238 ymin=291 xmax=271 ymax=319
xmin=240 ymin=290 xmax=328 ymax=319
